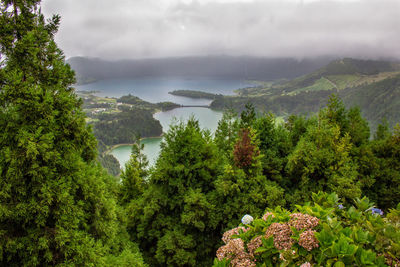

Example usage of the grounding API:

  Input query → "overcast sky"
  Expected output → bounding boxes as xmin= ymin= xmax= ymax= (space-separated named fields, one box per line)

xmin=42 ymin=0 xmax=400 ymax=60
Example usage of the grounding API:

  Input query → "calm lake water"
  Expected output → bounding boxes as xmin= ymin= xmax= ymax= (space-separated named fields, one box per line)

xmin=76 ymin=77 xmax=252 ymax=105
xmin=110 ymin=107 xmax=223 ymax=167
xmin=77 ymin=77 xmax=253 ymax=167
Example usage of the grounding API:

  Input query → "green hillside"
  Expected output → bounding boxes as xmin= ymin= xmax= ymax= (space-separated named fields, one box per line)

xmin=341 ymin=74 xmax=400 ymax=128
xmin=211 ymin=58 xmax=400 ymax=131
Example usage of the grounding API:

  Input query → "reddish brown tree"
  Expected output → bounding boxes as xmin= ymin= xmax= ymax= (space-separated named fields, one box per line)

xmin=233 ymin=128 xmax=260 ymax=169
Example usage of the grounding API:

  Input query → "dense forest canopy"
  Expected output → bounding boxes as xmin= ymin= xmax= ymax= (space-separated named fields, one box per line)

xmin=0 ymin=1 xmax=145 ymax=265
xmin=121 ymin=97 xmax=400 ymax=266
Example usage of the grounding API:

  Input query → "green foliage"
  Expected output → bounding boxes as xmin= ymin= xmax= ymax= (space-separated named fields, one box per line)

xmin=286 ymin=117 xmax=361 ymax=204
xmin=214 ymin=163 xmax=286 ymax=230
xmin=82 ymin=93 xmax=179 ymax=146
xmin=0 ymin=1 xmax=144 ymax=265
xmin=347 ymin=107 xmax=370 ymax=146
xmin=129 ymin=118 xmax=223 ymax=266
xmin=253 ymin=113 xmax=292 ymax=186
xmin=240 ymin=102 xmax=257 ymax=128
xmin=4 ymin=1 xmax=400 ymax=266
xmin=214 ymin=192 xmax=399 ymax=267
xmin=210 ymin=58 xmax=400 ymax=132
xmin=119 ymin=144 xmax=148 ymax=206
xmin=98 ymin=153 xmax=121 ymax=176
xmin=214 ymin=109 xmax=286 ymax=230
xmin=374 ymin=118 xmax=391 ymax=141
xmin=366 ymin=124 xmax=400 ymax=210
xmin=214 ymin=108 xmax=240 ymax=161
xmin=92 ymin=108 xmax=162 ymax=146
xmin=341 ymin=74 xmax=400 ymax=132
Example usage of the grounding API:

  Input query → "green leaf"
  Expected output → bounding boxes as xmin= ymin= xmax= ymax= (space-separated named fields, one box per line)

xmin=333 ymin=261 xmax=345 ymax=267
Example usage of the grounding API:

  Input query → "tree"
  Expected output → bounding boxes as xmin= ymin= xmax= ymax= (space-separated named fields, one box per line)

xmin=131 ymin=118 xmax=223 ymax=266
xmin=320 ymin=94 xmax=370 ymax=146
xmin=321 ymin=94 xmax=350 ymax=133
xmin=214 ymin=108 xmax=240 ymax=161
xmin=98 ymin=154 xmax=121 ymax=176
xmin=215 ymin=125 xmax=285 ymax=229
xmin=368 ymin=124 xmax=400 ymax=209
xmin=0 ymin=1 xmax=144 ymax=265
xmin=240 ymin=102 xmax=256 ymax=128
xmin=347 ymin=107 xmax=370 ymax=146
xmin=374 ymin=118 xmax=391 ymax=141
xmin=119 ymin=139 xmax=148 ymax=205
xmin=233 ymin=127 xmax=261 ymax=173
xmin=253 ymin=113 xmax=292 ymax=187
xmin=286 ymin=117 xmax=361 ymax=205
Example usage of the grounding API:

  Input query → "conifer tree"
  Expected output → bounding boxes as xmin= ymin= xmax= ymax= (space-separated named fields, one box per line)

xmin=119 ymin=140 xmax=148 ymax=205
xmin=214 ymin=108 xmax=240 ymax=160
xmin=215 ymin=124 xmax=285 ymax=229
xmin=0 ymin=1 xmax=144 ymax=265
xmin=131 ymin=118 xmax=223 ymax=266
xmin=286 ymin=116 xmax=361 ymax=204
xmin=368 ymin=124 xmax=400 ymax=209
xmin=253 ymin=113 xmax=292 ymax=186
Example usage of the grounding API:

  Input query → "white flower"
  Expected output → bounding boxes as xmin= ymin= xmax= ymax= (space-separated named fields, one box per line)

xmin=241 ymin=214 xmax=253 ymax=225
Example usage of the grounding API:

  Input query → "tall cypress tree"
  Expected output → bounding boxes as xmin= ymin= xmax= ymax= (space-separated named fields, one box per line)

xmin=0 ymin=1 xmax=144 ymax=265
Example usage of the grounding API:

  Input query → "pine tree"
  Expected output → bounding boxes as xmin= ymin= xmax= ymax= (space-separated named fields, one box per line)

xmin=0 ymin=1 xmax=144 ymax=265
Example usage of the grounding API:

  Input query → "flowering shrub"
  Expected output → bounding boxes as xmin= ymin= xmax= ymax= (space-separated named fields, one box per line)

xmin=213 ymin=192 xmax=400 ymax=266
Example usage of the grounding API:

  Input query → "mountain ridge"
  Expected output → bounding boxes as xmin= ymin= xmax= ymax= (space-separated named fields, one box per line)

xmin=67 ymin=56 xmax=333 ymax=84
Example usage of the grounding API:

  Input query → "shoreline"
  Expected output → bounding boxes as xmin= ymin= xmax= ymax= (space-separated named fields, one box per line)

xmin=106 ymin=135 xmax=163 ymax=154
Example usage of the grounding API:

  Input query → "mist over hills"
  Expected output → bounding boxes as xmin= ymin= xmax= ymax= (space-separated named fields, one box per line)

xmin=70 ymin=56 xmax=400 ymax=131
xmin=209 ymin=57 xmax=400 ymax=131
xmin=67 ymin=56 xmax=333 ymax=84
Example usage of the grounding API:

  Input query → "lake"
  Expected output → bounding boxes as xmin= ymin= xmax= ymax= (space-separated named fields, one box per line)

xmin=110 ymin=107 xmax=223 ymax=167
xmin=76 ymin=77 xmax=253 ymax=167
xmin=76 ymin=77 xmax=252 ymax=105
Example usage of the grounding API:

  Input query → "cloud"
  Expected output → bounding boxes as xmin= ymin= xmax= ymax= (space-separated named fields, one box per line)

xmin=42 ymin=0 xmax=400 ymax=59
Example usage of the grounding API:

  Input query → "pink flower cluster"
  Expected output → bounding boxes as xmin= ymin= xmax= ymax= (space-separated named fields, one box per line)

xmin=265 ymin=222 xmax=295 ymax=250
xmin=247 ymin=236 xmax=263 ymax=256
xmin=216 ymin=212 xmax=320 ymax=266
xmin=299 ymin=230 xmax=319 ymax=251
xmin=216 ymin=238 xmax=256 ymax=267
xmin=289 ymin=213 xmax=319 ymax=231
xmin=222 ymin=226 xmax=249 ymax=244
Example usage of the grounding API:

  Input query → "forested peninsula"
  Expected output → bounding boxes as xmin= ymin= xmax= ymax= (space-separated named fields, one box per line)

xmin=79 ymin=92 xmax=180 ymax=176
xmin=80 ymin=92 xmax=179 ymax=146
xmin=1 ymin=1 xmax=400 ymax=267
xmin=169 ymin=89 xmax=223 ymax=100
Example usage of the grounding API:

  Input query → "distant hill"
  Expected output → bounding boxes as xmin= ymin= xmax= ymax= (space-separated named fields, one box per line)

xmin=67 ymin=56 xmax=332 ymax=84
xmin=340 ymin=74 xmax=400 ymax=128
xmin=210 ymin=58 xmax=400 ymax=132
xmin=269 ymin=58 xmax=400 ymax=94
